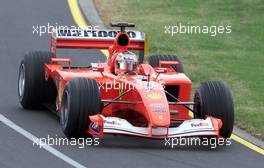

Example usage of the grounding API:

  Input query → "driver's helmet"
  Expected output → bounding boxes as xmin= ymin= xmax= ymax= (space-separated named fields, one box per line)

xmin=115 ymin=51 xmax=138 ymax=74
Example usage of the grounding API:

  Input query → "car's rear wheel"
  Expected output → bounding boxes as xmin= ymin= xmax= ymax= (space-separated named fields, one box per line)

xmin=60 ymin=78 xmax=101 ymax=138
xmin=18 ymin=51 xmax=56 ymax=109
xmin=147 ymin=55 xmax=184 ymax=73
xmin=193 ymin=81 xmax=234 ymax=138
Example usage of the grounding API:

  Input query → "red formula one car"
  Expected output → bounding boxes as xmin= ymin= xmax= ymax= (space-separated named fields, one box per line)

xmin=18 ymin=22 xmax=234 ymax=139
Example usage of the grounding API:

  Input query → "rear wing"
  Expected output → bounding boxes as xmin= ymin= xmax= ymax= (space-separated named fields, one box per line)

xmin=50 ymin=29 xmax=148 ymax=55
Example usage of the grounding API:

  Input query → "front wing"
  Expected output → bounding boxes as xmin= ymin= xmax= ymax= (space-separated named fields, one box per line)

xmin=88 ymin=115 xmax=222 ymax=139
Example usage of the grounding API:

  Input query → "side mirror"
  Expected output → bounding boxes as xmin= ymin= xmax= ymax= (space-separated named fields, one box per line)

xmin=91 ymin=63 xmax=104 ymax=72
xmin=159 ymin=60 xmax=179 ymax=67
xmin=155 ymin=68 xmax=167 ymax=80
xmin=51 ymin=58 xmax=72 ymax=69
xmin=155 ymin=68 xmax=167 ymax=73
xmin=159 ymin=61 xmax=179 ymax=72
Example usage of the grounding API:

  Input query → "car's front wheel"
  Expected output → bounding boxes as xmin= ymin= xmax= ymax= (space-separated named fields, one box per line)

xmin=60 ymin=78 xmax=101 ymax=138
xmin=193 ymin=81 xmax=234 ymax=138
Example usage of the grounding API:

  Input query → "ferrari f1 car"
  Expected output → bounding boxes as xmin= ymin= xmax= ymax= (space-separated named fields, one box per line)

xmin=18 ymin=22 xmax=234 ymax=139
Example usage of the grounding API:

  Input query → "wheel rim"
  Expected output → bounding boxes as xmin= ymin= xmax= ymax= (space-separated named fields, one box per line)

xmin=61 ymin=91 xmax=69 ymax=128
xmin=18 ymin=64 xmax=25 ymax=99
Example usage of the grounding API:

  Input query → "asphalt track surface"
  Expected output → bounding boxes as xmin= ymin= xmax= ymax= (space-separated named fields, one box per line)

xmin=0 ymin=0 xmax=263 ymax=168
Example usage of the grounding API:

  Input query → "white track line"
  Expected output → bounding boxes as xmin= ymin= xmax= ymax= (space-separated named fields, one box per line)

xmin=0 ymin=114 xmax=86 ymax=168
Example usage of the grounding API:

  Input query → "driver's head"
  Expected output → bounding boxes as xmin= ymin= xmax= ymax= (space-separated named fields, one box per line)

xmin=115 ymin=51 xmax=138 ymax=74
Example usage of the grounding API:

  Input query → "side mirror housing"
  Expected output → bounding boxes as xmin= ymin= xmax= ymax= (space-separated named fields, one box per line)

xmin=155 ymin=68 xmax=167 ymax=73
xmin=91 ymin=63 xmax=104 ymax=72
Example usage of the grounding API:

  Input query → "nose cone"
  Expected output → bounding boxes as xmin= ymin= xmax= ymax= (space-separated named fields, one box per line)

xmin=139 ymin=89 xmax=170 ymax=127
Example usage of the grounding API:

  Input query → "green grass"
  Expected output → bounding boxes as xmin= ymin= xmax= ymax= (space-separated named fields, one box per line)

xmin=94 ymin=0 xmax=264 ymax=138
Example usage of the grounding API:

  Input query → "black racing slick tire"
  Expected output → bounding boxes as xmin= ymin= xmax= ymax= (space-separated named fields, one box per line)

xmin=193 ymin=81 xmax=234 ymax=138
xmin=60 ymin=78 xmax=101 ymax=138
xmin=147 ymin=55 xmax=184 ymax=73
xmin=18 ymin=51 xmax=56 ymax=109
